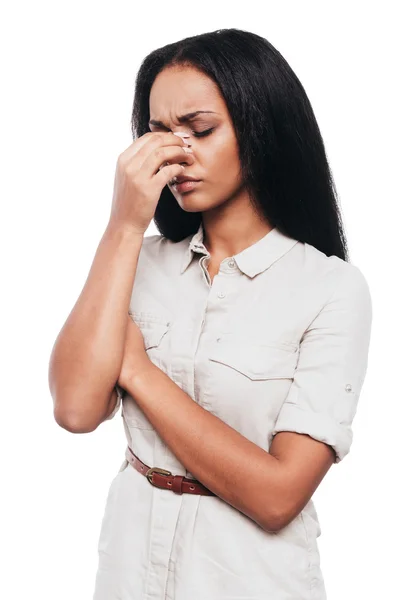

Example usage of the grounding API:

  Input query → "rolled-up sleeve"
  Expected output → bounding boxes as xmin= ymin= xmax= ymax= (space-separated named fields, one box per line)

xmin=105 ymin=383 xmax=124 ymax=420
xmin=271 ymin=264 xmax=373 ymax=463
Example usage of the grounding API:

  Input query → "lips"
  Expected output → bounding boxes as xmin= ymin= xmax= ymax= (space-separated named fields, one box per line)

xmin=174 ymin=179 xmax=201 ymax=193
xmin=174 ymin=175 xmax=200 ymax=184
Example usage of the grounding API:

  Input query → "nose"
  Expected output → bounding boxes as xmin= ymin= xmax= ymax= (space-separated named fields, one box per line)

xmin=165 ymin=147 xmax=194 ymax=169
xmin=173 ymin=131 xmax=192 ymax=147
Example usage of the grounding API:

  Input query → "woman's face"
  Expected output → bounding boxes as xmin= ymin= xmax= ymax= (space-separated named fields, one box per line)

xmin=148 ymin=65 xmax=245 ymax=213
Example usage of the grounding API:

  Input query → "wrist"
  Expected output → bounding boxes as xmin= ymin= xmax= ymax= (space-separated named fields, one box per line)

xmin=105 ymin=220 xmax=146 ymax=241
xmin=125 ymin=358 xmax=156 ymax=393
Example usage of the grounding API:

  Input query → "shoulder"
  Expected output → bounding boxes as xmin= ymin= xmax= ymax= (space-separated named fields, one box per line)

xmin=296 ymin=240 xmax=370 ymax=296
xmin=140 ymin=233 xmax=189 ymax=262
xmin=133 ymin=233 xmax=191 ymax=289
xmin=298 ymin=242 xmax=372 ymax=322
xmin=130 ymin=233 xmax=190 ymax=319
xmin=284 ymin=241 xmax=372 ymax=332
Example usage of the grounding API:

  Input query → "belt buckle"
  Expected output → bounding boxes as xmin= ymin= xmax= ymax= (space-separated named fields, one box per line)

xmin=146 ymin=466 xmax=172 ymax=487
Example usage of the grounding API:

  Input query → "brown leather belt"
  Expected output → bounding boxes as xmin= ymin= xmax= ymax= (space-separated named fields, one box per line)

xmin=125 ymin=446 xmax=216 ymax=496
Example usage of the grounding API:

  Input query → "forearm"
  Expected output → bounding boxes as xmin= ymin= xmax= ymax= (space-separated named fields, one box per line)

xmin=126 ymin=361 xmax=284 ymax=533
xmin=50 ymin=223 xmax=144 ymax=427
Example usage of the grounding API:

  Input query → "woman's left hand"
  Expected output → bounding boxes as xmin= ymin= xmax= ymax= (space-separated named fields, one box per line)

xmin=117 ymin=314 xmax=152 ymax=390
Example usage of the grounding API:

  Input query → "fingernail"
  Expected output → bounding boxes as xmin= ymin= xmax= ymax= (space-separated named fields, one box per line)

xmin=173 ymin=131 xmax=191 ymax=138
xmin=173 ymin=132 xmax=191 ymax=145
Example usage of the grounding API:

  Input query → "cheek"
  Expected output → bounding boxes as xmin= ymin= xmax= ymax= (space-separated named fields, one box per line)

xmin=205 ymin=135 xmax=241 ymax=181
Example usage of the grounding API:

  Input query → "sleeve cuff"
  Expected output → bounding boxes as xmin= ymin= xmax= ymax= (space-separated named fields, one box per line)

xmin=105 ymin=384 xmax=124 ymax=420
xmin=271 ymin=402 xmax=353 ymax=463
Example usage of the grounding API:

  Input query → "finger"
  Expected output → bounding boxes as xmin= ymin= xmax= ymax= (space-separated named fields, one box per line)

xmin=124 ymin=131 xmax=189 ymax=165
xmin=154 ymin=162 xmax=187 ymax=187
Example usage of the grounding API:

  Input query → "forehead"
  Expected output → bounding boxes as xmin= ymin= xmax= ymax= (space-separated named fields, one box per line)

xmin=149 ymin=66 xmax=226 ymax=119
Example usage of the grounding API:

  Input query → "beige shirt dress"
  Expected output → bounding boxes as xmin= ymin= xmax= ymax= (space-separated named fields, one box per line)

xmin=92 ymin=221 xmax=373 ymax=600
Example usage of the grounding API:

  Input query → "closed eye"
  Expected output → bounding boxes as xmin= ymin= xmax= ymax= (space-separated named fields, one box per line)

xmin=193 ymin=128 xmax=214 ymax=138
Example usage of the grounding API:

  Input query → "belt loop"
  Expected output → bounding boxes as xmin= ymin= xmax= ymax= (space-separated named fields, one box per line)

xmin=171 ymin=474 xmax=184 ymax=494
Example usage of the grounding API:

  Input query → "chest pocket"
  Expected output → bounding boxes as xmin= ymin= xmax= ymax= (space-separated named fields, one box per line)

xmin=129 ymin=311 xmax=171 ymax=349
xmin=208 ymin=340 xmax=299 ymax=379
xmin=122 ymin=312 xmax=171 ymax=429
xmin=204 ymin=340 xmax=299 ymax=434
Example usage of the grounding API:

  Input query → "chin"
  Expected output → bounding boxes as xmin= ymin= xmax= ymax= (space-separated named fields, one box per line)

xmin=176 ymin=198 xmax=208 ymax=212
xmin=169 ymin=184 xmax=226 ymax=212
xmin=176 ymin=195 xmax=220 ymax=213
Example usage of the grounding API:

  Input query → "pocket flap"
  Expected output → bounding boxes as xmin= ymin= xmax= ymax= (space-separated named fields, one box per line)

xmin=129 ymin=312 xmax=170 ymax=350
xmin=209 ymin=341 xmax=299 ymax=380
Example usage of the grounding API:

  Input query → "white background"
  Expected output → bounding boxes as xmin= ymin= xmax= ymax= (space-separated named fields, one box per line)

xmin=1 ymin=1 xmax=398 ymax=598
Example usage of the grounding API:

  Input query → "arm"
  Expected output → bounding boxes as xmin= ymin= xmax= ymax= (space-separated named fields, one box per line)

xmin=48 ymin=224 xmax=144 ymax=432
xmin=124 ymin=360 xmax=334 ymax=533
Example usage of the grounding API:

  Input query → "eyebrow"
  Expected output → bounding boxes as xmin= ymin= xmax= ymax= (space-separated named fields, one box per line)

xmin=148 ymin=110 xmax=217 ymax=128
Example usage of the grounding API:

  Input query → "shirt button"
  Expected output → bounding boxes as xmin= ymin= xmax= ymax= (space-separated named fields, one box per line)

xmin=228 ymin=260 xmax=235 ymax=268
xmin=345 ymin=384 xmax=353 ymax=392
xmin=217 ymin=291 xmax=226 ymax=299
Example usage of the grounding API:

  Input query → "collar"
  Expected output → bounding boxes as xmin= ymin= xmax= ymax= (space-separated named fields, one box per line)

xmin=180 ymin=221 xmax=299 ymax=277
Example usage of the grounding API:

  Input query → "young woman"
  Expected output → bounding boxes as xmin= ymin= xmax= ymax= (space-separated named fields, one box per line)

xmin=49 ymin=28 xmax=372 ymax=600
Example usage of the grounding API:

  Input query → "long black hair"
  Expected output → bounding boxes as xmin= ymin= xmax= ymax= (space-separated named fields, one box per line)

xmin=131 ymin=28 xmax=349 ymax=261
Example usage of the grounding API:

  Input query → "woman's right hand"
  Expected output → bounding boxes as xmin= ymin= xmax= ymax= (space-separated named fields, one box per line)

xmin=108 ymin=131 xmax=195 ymax=235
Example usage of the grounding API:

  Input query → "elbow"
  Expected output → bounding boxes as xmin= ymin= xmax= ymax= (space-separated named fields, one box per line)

xmin=53 ymin=407 xmax=99 ymax=433
xmin=255 ymin=495 xmax=297 ymax=534
xmin=257 ymin=511 xmax=290 ymax=534
xmin=51 ymin=386 xmax=109 ymax=433
xmin=262 ymin=512 xmax=290 ymax=534
xmin=259 ymin=502 xmax=302 ymax=534
xmin=49 ymin=357 xmax=108 ymax=433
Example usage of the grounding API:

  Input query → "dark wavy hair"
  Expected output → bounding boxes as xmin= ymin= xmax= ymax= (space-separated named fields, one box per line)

xmin=131 ymin=28 xmax=349 ymax=261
